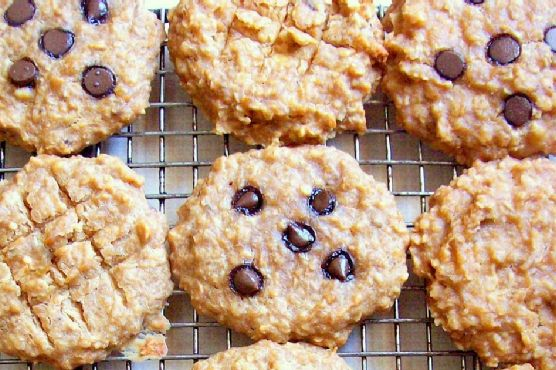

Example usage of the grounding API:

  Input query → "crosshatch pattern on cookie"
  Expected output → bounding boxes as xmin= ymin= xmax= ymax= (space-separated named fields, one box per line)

xmin=168 ymin=0 xmax=388 ymax=146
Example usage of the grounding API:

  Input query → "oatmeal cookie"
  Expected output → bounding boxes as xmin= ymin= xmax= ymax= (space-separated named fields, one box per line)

xmin=0 ymin=0 xmax=164 ymax=154
xmin=169 ymin=146 xmax=409 ymax=348
xmin=192 ymin=340 xmax=350 ymax=370
xmin=503 ymin=366 xmax=535 ymax=370
xmin=410 ymin=157 xmax=556 ymax=369
xmin=383 ymin=0 xmax=555 ymax=165
xmin=0 ymin=155 xmax=173 ymax=369
xmin=168 ymin=0 xmax=387 ymax=146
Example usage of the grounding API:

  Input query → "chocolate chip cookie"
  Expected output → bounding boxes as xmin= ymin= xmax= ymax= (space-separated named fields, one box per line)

xmin=192 ymin=340 xmax=350 ymax=369
xmin=169 ymin=146 xmax=409 ymax=348
xmin=0 ymin=155 xmax=173 ymax=369
xmin=168 ymin=0 xmax=387 ymax=146
xmin=383 ymin=0 xmax=555 ymax=165
xmin=411 ymin=157 xmax=555 ymax=369
xmin=0 ymin=0 xmax=164 ymax=154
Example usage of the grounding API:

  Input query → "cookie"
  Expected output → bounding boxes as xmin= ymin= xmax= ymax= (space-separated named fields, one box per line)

xmin=382 ymin=0 xmax=555 ymax=165
xmin=0 ymin=0 xmax=164 ymax=154
xmin=504 ymin=366 xmax=535 ymax=370
xmin=192 ymin=340 xmax=350 ymax=370
xmin=410 ymin=157 xmax=555 ymax=369
xmin=0 ymin=155 xmax=173 ymax=369
xmin=168 ymin=0 xmax=387 ymax=146
xmin=169 ymin=145 xmax=409 ymax=348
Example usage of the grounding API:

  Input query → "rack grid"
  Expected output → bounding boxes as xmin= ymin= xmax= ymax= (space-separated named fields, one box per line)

xmin=0 ymin=6 xmax=490 ymax=370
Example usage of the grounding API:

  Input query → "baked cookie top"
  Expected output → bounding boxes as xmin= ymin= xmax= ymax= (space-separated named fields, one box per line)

xmin=503 ymin=366 xmax=535 ymax=370
xmin=383 ymin=0 xmax=555 ymax=165
xmin=168 ymin=0 xmax=387 ymax=146
xmin=192 ymin=340 xmax=350 ymax=370
xmin=0 ymin=155 xmax=173 ymax=369
xmin=0 ymin=0 xmax=164 ymax=155
xmin=410 ymin=157 xmax=555 ymax=369
xmin=169 ymin=146 xmax=409 ymax=348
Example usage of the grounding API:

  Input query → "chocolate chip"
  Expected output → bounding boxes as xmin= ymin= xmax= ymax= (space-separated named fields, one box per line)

xmin=434 ymin=50 xmax=466 ymax=81
xmin=545 ymin=26 xmax=556 ymax=53
xmin=4 ymin=0 xmax=35 ymax=27
xmin=504 ymin=94 xmax=532 ymax=127
xmin=40 ymin=29 xmax=75 ymax=59
xmin=465 ymin=0 xmax=484 ymax=4
xmin=487 ymin=34 xmax=521 ymax=65
xmin=8 ymin=58 xmax=38 ymax=88
xmin=232 ymin=186 xmax=263 ymax=215
xmin=322 ymin=250 xmax=355 ymax=282
xmin=283 ymin=222 xmax=316 ymax=253
xmin=309 ymin=189 xmax=336 ymax=216
xmin=81 ymin=0 xmax=109 ymax=25
xmin=82 ymin=66 xmax=116 ymax=98
xmin=229 ymin=264 xmax=263 ymax=297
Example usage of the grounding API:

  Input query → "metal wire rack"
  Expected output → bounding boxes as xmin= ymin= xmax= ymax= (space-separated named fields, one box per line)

xmin=0 ymin=6 xmax=492 ymax=370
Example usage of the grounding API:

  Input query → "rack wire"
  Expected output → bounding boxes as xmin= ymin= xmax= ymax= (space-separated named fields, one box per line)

xmin=0 ymin=6 xmax=489 ymax=370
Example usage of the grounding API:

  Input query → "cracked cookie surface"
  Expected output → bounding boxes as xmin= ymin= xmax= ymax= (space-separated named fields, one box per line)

xmin=0 ymin=0 xmax=164 ymax=155
xmin=168 ymin=0 xmax=387 ymax=146
xmin=383 ymin=0 xmax=555 ymax=165
xmin=192 ymin=340 xmax=350 ymax=369
xmin=169 ymin=146 xmax=408 ymax=348
xmin=0 ymin=154 xmax=173 ymax=369
xmin=410 ymin=157 xmax=556 ymax=370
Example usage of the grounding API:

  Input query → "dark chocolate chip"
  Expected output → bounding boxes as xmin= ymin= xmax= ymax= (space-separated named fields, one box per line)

xmin=465 ymin=0 xmax=484 ymax=4
xmin=81 ymin=0 xmax=109 ymax=25
xmin=434 ymin=50 xmax=466 ymax=81
xmin=504 ymin=94 xmax=532 ymax=128
xmin=229 ymin=264 xmax=263 ymax=297
xmin=232 ymin=186 xmax=263 ymax=215
xmin=487 ymin=34 xmax=521 ymax=65
xmin=545 ymin=26 xmax=556 ymax=53
xmin=309 ymin=188 xmax=336 ymax=216
xmin=40 ymin=29 xmax=75 ymax=59
xmin=283 ymin=222 xmax=316 ymax=253
xmin=8 ymin=58 xmax=38 ymax=88
xmin=322 ymin=250 xmax=355 ymax=282
xmin=4 ymin=0 xmax=35 ymax=27
xmin=82 ymin=66 xmax=116 ymax=98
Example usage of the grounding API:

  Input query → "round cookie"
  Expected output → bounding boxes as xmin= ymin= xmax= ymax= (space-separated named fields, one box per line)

xmin=0 ymin=155 xmax=173 ymax=369
xmin=410 ymin=157 xmax=556 ymax=369
xmin=168 ymin=0 xmax=387 ymax=146
xmin=0 ymin=0 xmax=164 ymax=154
xmin=169 ymin=146 xmax=409 ymax=348
xmin=383 ymin=0 xmax=555 ymax=165
xmin=503 ymin=366 xmax=535 ymax=370
xmin=192 ymin=340 xmax=350 ymax=370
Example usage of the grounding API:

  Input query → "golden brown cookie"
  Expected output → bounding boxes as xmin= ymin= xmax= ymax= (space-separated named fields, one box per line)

xmin=0 ymin=155 xmax=173 ymax=369
xmin=0 ymin=0 xmax=164 ymax=154
xmin=192 ymin=340 xmax=350 ymax=370
xmin=169 ymin=146 xmax=409 ymax=348
xmin=410 ymin=157 xmax=555 ymax=369
xmin=503 ymin=365 xmax=535 ymax=370
xmin=168 ymin=0 xmax=387 ymax=146
xmin=383 ymin=0 xmax=555 ymax=165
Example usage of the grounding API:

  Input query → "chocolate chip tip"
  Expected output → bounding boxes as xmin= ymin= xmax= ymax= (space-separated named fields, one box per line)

xmin=309 ymin=188 xmax=336 ymax=216
xmin=322 ymin=249 xmax=355 ymax=282
xmin=229 ymin=264 xmax=264 ymax=298
xmin=82 ymin=65 xmax=117 ymax=99
xmin=232 ymin=186 xmax=263 ymax=216
xmin=283 ymin=222 xmax=316 ymax=253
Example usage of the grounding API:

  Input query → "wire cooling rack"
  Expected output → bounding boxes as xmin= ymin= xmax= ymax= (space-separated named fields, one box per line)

xmin=0 ymin=6 xmax=493 ymax=370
